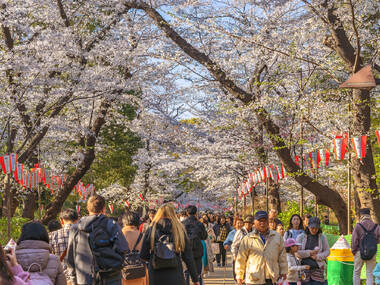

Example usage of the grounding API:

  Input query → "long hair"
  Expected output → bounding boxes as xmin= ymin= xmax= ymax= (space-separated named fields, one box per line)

xmin=0 ymin=246 xmax=13 ymax=285
xmin=150 ymin=203 xmax=186 ymax=253
xmin=288 ymin=214 xmax=304 ymax=231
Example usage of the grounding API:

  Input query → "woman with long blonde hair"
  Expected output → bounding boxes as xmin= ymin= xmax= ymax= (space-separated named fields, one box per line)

xmin=140 ymin=203 xmax=200 ymax=285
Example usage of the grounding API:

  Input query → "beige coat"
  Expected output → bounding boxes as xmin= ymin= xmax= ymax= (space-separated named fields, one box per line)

xmin=235 ymin=229 xmax=287 ymax=284
xmin=16 ymin=240 xmax=66 ymax=285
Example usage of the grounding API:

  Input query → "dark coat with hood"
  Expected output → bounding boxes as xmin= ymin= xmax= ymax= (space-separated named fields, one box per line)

xmin=182 ymin=215 xmax=208 ymax=258
xmin=140 ymin=218 xmax=199 ymax=285
xmin=66 ymin=214 xmax=129 ymax=285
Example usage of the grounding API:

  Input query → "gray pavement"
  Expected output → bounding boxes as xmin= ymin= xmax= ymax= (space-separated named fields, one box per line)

xmin=204 ymin=254 xmax=235 ymax=285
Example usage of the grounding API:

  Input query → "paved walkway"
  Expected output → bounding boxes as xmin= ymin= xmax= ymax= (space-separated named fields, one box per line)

xmin=204 ymin=255 xmax=235 ymax=285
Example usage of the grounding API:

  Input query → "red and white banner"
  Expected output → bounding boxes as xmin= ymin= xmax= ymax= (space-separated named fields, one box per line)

xmin=318 ymin=149 xmax=330 ymax=167
xmin=376 ymin=130 xmax=380 ymax=146
xmin=109 ymin=204 xmax=114 ymax=214
xmin=333 ymin=134 xmax=348 ymax=160
xmin=352 ymin=136 xmax=367 ymax=160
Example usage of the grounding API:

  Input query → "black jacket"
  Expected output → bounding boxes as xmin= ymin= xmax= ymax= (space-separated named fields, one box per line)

xmin=182 ymin=215 xmax=208 ymax=258
xmin=140 ymin=218 xmax=199 ymax=285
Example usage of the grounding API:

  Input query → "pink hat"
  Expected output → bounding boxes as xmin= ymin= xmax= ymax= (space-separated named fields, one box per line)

xmin=285 ymin=238 xmax=301 ymax=247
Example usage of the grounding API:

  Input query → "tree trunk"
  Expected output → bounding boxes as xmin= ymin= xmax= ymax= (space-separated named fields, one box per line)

xmin=2 ymin=185 xmax=19 ymax=217
xmin=354 ymin=186 xmax=361 ymax=222
xmin=351 ymin=89 xmax=380 ymax=223
xmin=22 ymin=192 xmax=36 ymax=219
xmin=41 ymin=99 xmax=112 ymax=224
xmin=268 ymin=181 xmax=281 ymax=214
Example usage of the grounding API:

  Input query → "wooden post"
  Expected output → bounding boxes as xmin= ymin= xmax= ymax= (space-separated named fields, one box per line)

xmin=300 ymin=118 xmax=304 ymax=217
xmin=6 ymin=173 xmax=11 ymax=240
xmin=314 ymin=169 xmax=318 ymax=216
xmin=266 ymin=177 xmax=269 ymax=213
xmin=348 ymin=152 xmax=352 ymax=234
xmin=6 ymin=122 xmax=11 ymax=240
xmin=251 ymin=188 xmax=255 ymax=216
xmin=243 ymin=195 xmax=246 ymax=216
xmin=347 ymin=98 xmax=352 ymax=234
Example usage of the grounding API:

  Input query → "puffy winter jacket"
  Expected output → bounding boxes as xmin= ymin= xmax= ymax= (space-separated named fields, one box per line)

xmin=16 ymin=240 xmax=66 ymax=285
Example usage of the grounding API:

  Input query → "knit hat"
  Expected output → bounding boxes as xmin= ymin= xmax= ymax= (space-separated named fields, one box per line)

xmin=359 ymin=208 xmax=370 ymax=216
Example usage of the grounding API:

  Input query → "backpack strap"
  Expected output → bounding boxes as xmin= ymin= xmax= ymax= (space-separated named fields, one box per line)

xmin=358 ymin=223 xmax=377 ymax=233
xmin=369 ymin=224 xmax=378 ymax=233
xmin=358 ymin=223 xmax=368 ymax=233
xmin=132 ymin=233 xmax=143 ymax=251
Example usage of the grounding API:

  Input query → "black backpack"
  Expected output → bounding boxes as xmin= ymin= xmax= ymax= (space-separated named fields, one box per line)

xmin=358 ymin=223 xmax=378 ymax=260
xmin=151 ymin=234 xmax=178 ymax=270
xmin=88 ymin=216 xmax=124 ymax=278
xmin=122 ymin=233 xmax=146 ymax=280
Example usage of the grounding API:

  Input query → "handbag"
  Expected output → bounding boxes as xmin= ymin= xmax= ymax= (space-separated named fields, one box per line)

xmin=211 ymin=242 xmax=220 ymax=255
xmin=301 ymin=257 xmax=319 ymax=270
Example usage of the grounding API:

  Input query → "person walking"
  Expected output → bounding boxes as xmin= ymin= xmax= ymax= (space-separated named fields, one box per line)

xmin=351 ymin=208 xmax=380 ymax=285
xmin=285 ymin=238 xmax=309 ymax=285
xmin=182 ymin=205 xmax=208 ymax=285
xmin=121 ymin=211 xmax=148 ymax=285
xmin=50 ymin=208 xmax=79 ymax=282
xmin=224 ymin=218 xmax=242 ymax=251
xmin=296 ymin=217 xmax=330 ymax=285
xmin=231 ymin=216 xmax=253 ymax=281
xmin=235 ymin=211 xmax=287 ymax=285
xmin=199 ymin=215 xmax=215 ymax=276
xmin=140 ymin=203 xmax=200 ymax=285
xmin=67 ymin=194 xmax=129 ymax=285
xmin=16 ymin=221 xmax=67 ymax=285
xmin=283 ymin=214 xmax=304 ymax=241
xmin=213 ymin=216 xmax=231 ymax=267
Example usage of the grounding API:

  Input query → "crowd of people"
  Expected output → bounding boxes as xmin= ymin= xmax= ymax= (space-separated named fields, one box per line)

xmin=0 ymin=195 xmax=379 ymax=285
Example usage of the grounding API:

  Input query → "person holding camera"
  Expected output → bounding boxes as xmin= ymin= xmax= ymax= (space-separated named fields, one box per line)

xmin=0 ymin=244 xmax=32 ymax=285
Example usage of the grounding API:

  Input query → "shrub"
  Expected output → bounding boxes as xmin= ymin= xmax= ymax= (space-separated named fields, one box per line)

xmin=0 ymin=217 xmax=30 ymax=245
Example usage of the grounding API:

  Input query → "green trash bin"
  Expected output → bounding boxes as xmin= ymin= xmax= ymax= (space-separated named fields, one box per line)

xmin=327 ymin=236 xmax=354 ymax=285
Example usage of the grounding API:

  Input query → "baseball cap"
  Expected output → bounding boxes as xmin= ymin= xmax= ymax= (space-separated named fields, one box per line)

xmin=254 ymin=211 xmax=268 ymax=221
xmin=308 ymin=217 xmax=321 ymax=228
